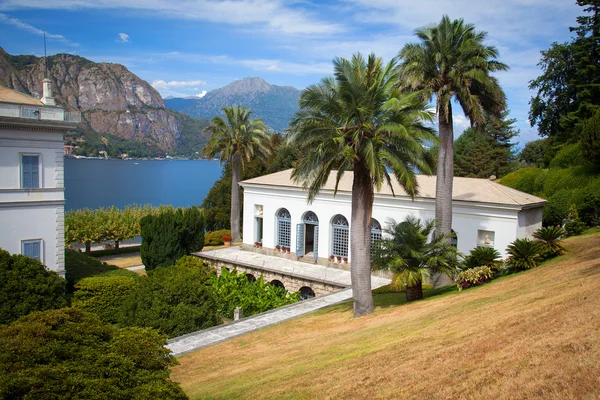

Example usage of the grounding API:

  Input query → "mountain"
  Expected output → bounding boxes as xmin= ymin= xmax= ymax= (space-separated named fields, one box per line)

xmin=165 ymin=77 xmax=301 ymax=132
xmin=0 ymin=47 xmax=209 ymax=155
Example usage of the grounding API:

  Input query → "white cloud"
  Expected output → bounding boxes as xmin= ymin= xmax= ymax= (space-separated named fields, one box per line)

xmin=195 ymin=91 xmax=207 ymax=98
xmin=0 ymin=0 xmax=343 ymax=36
xmin=0 ymin=12 xmax=79 ymax=46
xmin=117 ymin=33 xmax=129 ymax=43
xmin=151 ymin=79 xmax=207 ymax=89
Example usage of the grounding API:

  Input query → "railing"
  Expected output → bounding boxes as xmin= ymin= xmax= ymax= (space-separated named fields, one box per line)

xmin=0 ymin=103 xmax=81 ymax=123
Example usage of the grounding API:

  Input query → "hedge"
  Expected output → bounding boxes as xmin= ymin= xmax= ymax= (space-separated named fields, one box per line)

xmin=0 ymin=249 xmax=67 ymax=324
xmin=73 ymin=275 xmax=138 ymax=324
xmin=140 ymin=207 xmax=205 ymax=271
xmin=204 ymin=229 xmax=232 ymax=246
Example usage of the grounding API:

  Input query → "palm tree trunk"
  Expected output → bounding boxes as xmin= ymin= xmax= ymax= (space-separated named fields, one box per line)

xmin=230 ymin=154 xmax=242 ymax=243
xmin=350 ymin=163 xmax=375 ymax=317
xmin=435 ymin=102 xmax=454 ymax=239
xmin=405 ymin=282 xmax=423 ymax=302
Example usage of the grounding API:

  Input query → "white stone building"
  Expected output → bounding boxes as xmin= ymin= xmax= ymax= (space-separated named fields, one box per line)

xmin=241 ymin=169 xmax=547 ymax=263
xmin=0 ymin=81 xmax=80 ymax=276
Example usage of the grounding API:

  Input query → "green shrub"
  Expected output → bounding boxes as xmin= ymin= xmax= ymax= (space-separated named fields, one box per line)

xmin=564 ymin=220 xmax=587 ymax=236
xmin=0 ymin=308 xmax=187 ymax=399
xmin=580 ymin=191 xmax=600 ymax=227
xmin=549 ymin=142 xmax=584 ymax=169
xmin=506 ymin=238 xmax=543 ymax=270
xmin=140 ymin=207 xmax=205 ymax=271
xmin=533 ymin=226 xmax=567 ymax=258
xmin=73 ymin=275 xmax=138 ymax=324
xmin=65 ymin=249 xmax=132 ymax=292
xmin=204 ymin=229 xmax=232 ymax=246
xmin=209 ymin=268 xmax=298 ymax=319
xmin=463 ymin=247 xmax=502 ymax=270
xmin=455 ymin=266 xmax=494 ymax=291
xmin=543 ymin=189 xmax=573 ymax=226
xmin=0 ymin=249 xmax=67 ymax=325
xmin=119 ymin=258 xmax=218 ymax=338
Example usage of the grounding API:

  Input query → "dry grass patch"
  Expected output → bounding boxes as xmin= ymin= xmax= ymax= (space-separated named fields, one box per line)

xmin=172 ymin=234 xmax=600 ymax=400
xmin=97 ymin=253 xmax=142 ymax=268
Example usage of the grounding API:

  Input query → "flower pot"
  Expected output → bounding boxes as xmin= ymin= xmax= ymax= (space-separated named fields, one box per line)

xmin=336 ymin=256 xmax=342 ymax=263
xmin=224 ymin=241 xmax=231 ymax=247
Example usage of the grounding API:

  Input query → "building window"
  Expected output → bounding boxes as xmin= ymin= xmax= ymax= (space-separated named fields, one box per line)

xmin=370 ymin=218 xmax=382 ymax=256
xmin=331 ymin=214 xmax=349 ymax=257
xmin=451 ymin=229 xmax=458 ymax=248
xmin=276 ymin=208 xmax=291 ymax=247
xmin=477 ymin=230 xmax=495 ymax=247
xmin=21 ymin=154 xmax=40 ymax=189
xmin=22 ymin=239 xmax=42 ymax=261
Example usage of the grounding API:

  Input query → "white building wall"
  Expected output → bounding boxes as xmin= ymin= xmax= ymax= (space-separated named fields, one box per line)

xmin=0 ymin=126 xmax=65 ymax=275
xmin=242 ymin=184 xmax=541 ymax=261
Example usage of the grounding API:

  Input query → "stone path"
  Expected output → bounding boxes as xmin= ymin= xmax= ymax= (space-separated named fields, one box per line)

xmin=125 ymin=265 xmax=145 ymax=271
xmin=167 ymin=288 xmax=354 ymax=356
xmin=195 ymin=246 xmax=391 ymax=288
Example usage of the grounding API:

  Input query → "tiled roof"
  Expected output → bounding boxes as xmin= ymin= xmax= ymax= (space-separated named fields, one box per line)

xmin=241 ymin=169 xmax=547 ymax=207
xmin=0 ymin=85 xmax=43 ymax=106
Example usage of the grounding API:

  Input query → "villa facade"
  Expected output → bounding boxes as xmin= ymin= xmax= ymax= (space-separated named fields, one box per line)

xmin=240 ymin=169 xmax=547 ymax=263
xmin=0 ymin=81 xmax=80 ymax=276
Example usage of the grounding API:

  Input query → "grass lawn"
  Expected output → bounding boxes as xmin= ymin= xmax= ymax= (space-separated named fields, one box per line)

xmin=97 ymin=253 xmax=143 ymax=268
xmin=172 ymin=233 xmax=600 ymax=399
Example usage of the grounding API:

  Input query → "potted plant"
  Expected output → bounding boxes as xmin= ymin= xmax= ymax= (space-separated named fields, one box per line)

xmin=286 ymin=247 xmax=291 ymax=254
xmin=276 ymin=245 xmax=281 ymax=252
xmin=329 ymin=255 xmax=335 ymax=262
xmin=254 ymin=241 xmax=260 ymax=248
xmin=336 ymin=256 xmax=342 ymax=263
xmin=258 ymin=242 xmax=263 ymax=249
xmin=223 ymin=235 xmax=232 ymax=247
xmin=343 ymin=257 xmax=348 ymax=264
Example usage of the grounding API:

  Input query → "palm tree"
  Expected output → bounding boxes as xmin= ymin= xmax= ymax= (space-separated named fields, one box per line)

xmin=287 ymin=53 xmax=436 ymax=316
xmin=202 ymin=106 xmax=270 ymax=243
xmin=399 ymin=15 xmax=508 ymax=238
xmin=372 ymin=216 xmax=459 ymax=301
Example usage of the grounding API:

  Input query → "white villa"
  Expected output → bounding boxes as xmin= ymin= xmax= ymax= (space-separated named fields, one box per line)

xmin=241 ymin=169 xmax=547 ymax=263
xmin=0 ymin=80 xmax=80 ymax=276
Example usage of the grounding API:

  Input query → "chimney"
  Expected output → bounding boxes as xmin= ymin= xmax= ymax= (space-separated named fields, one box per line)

xmin=41 ymin=78 xmax=56 ymax=106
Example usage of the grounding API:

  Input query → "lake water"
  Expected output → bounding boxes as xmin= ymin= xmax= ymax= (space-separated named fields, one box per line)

xmin=64 ymin=159 xmax=223 ymax=211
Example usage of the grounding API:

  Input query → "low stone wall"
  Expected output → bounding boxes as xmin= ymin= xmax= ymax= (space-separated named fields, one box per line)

xmin=194 ymin=253 xmax=348 ymax=296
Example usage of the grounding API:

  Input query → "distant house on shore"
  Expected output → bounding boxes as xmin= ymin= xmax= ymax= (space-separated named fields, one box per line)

xmin=0 ymin=80 xmax=80 ymax=276
xmin=240 ymin=169 xmax=547 ymax=264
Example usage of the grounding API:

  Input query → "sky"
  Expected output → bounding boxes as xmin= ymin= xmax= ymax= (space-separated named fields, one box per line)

xmin=0 ymin=0 xmax=583 ymax=145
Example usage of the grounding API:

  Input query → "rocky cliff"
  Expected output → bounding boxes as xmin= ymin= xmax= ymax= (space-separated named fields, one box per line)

xmin=0 ymin=47 xmax=188 ymax=152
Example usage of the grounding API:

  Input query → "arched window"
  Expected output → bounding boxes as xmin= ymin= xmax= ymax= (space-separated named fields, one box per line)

xmin=451 ymin=229 xmax=458 ymax=248
xmin=270 ymin=280 xmax=285 ymax=290
xmin=370 ymin=218 xmax=382 ymax=245
xmin=276 ymin=208 xmax=291 ymax=247
xmin=303 ymin=211 xmax=319 ymax=224
xmin=331 ymin=214 xmax=349 ymax=258
xmin=299 ymin=286 xmax=315 ymax=300
xmin=370 ymin=218 xmax=382 ymax=256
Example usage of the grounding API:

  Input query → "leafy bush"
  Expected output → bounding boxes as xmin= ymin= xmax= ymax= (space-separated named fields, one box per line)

xmin=506 ymin=238 xmax=543 ymax=270
xmin=73 ymin=274 xmax=138 ymax=324
xmin=141 ymin=207 xmax=205 ymax=271
xmin=204 ymin=229 xmax=231 ymax=246
xmin=0 ymin=308 xmax=187 ymax=400
xmin=549 ymin=142 xmax=583 ymax=169
xmin=580 ymin=191 xmax=600 ymax=227
xmin=564 ymin=220 xmax=587 ymax=236
xmin=65 ymin=249 xmax=136 ymax=292
xmin=463 ymin=246 xmax=502 ymax=270
xmin=455 ymin=266 xmax=494 ymax=291
xmin=209 ymin=268 xmax=298 ymax=319
xmin=119 ymin=257 xmax=218 ymax=338
xmin=543 ymin=189 xmax=573 ymax=226
xmin=533 ymin=226 xmax=567 ymax=258
xmin=0 ymin=249 xmax=67 ymax=325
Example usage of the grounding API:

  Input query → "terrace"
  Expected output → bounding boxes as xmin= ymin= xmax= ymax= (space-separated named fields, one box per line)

xmin=0 ymin=102 xmax=81 ymax=123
